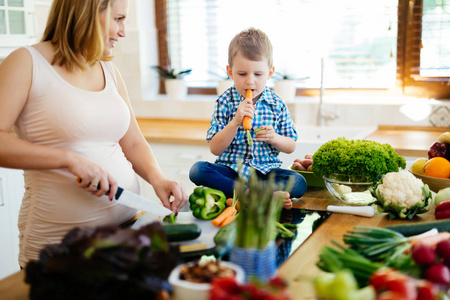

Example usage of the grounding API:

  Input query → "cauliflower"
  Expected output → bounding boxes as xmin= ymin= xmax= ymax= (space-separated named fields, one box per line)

xmin=373 ymin=171 xmax=432 ymax=220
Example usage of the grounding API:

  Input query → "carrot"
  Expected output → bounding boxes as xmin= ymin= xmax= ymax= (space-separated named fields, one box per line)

xmin=409 ymin=231 xmax=450 ymax=249
xmin=243 ymin=89 xmax=253 ymax=131
xmin=243 ymin=89 xmax=253 ymax=146
xmin=226 ymin=198 xmax=233 ymax=207
xmin=220 ymin=215 xmax=237 ymax=228
xmin=212 ymin=206 xmax=237 ymax=226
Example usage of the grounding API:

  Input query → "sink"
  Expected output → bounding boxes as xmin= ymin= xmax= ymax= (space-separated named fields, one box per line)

xmin=279 ymin=125 xmax=377 ymax=168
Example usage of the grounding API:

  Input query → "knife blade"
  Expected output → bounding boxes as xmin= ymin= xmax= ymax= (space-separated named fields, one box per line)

xmin=115 ymin=187 xmax=173 ymax=217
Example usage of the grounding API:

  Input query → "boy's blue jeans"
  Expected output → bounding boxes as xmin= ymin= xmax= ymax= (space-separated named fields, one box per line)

xmin=189 ymin=161 xmax=307 ymax=199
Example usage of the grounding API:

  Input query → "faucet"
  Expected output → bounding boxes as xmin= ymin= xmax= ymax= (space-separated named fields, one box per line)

xmin=317 ymin=58 xmax=338 ymax=126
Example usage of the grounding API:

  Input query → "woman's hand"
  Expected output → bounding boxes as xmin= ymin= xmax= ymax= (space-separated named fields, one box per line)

xmin=69 ymin=153 xmax=118 ymax=200
xmin=255 ymin=125 xmax=276 ymax=143
xmin=152 ymin=177 xmax=188 ymax=212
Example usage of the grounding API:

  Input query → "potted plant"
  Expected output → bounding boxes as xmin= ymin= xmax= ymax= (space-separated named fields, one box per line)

xmin=209 ymin=67 xmax=233 ymax=95
xmin=272 ymin=72 xmax=307 ymax=103
xmin=152 ymin=66 xmax=192 ymax=100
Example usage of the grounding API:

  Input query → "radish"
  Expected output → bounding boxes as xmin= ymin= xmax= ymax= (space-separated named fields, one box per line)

xmin=412 ymin=244 xmax=437 ymax=265
xmin=425 ymin=263 xmax=450 ymax=285
xmin=435 ymin=240 xmax=450 ymax=265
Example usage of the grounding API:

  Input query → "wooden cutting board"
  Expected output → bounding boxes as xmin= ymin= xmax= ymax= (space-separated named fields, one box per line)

xmin=132 ymin=212 xmax=220 ymax=252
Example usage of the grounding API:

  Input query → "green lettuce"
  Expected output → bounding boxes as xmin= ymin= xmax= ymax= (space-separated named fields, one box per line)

xmin=312 ymin=138 xmax=406 ymax=182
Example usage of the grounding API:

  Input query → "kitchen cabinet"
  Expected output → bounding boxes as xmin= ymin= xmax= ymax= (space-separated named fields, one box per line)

xmin=139 ymin=143 xmax=216 ymax=201
xmin=0 ymin=168 xmax=24 ymax=280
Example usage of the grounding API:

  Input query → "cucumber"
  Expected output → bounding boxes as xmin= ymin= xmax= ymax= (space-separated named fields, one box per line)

xmin=162 ymin=223 xmax=201 ymax=242
xmin=384 ymin=219 xmax=450 ymax=237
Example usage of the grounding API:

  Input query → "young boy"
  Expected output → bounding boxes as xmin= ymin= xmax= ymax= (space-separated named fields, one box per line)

xmin=189 ymin=28 xmax=306 ymax=209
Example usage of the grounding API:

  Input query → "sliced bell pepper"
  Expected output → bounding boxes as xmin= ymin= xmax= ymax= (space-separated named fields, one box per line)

xmin=189 ymin=186 xmax=226 ymax=220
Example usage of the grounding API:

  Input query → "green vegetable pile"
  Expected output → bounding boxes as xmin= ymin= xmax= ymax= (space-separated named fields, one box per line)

xmin=25 ymin=223 xmax=178 ymax=300
xmin=312 ymin=138 xmax=406 ymax=182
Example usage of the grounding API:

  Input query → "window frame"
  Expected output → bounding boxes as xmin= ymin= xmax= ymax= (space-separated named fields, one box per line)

xmin=155 ymin=0 xmax=450 ymax=99
xmin=0 ymin=0 xmax=36 ymax=52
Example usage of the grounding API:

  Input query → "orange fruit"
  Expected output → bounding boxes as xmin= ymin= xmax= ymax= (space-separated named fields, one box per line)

xmin=422 ymin=157 xmax=450 ymax=179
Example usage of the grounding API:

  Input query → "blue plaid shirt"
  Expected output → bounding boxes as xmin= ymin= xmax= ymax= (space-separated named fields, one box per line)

xmin=207 ymin=86 xmax=298 ymax=180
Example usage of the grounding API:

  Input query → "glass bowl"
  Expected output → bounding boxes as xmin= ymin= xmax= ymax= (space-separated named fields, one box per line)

xmin=323 ymin=174 xmax=376 ymax=206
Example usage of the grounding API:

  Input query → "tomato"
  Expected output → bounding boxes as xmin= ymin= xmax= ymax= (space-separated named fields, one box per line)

xmin=385 ymin=277 xmax=417 ymax=300
xmin=370 ymin=268 xmax=394 ymax=292
xmin=416 ymin=280 xmax=439 ymax=300
xmin=376 ymin=290 xmax=408 ymax=300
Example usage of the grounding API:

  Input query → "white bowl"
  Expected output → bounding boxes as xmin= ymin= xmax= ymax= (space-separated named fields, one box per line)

xmin=168 ymin=261 xmax=245 ymax=300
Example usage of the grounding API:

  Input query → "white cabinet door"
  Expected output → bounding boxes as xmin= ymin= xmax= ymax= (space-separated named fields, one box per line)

xmin=0 ymin=168 xmax=24 ymax=280
xmin=139 ymin=144 xmax=216 ymax=204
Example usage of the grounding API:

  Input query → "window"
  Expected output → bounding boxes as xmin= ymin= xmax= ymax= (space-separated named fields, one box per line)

xmin=156 ymin=0 xmax=450 ymax=99
xmin=399 ymin=0 xmax=450 ymax=99
xmin=0 ymin=0 xmax=35 ymax=50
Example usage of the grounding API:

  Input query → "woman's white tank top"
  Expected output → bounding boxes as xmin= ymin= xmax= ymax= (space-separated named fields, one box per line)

xmin=14 ymin=46 xmax=139 ymax=267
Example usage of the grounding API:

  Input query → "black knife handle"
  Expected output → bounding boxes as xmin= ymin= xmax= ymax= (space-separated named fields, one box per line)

xmin=115 ymin=187 xmax=124 ymax=200
xmin=77 ymin=177 xmax=120 ymax=199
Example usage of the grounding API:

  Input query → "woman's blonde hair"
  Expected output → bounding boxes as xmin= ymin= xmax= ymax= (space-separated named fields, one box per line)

xmin=41 ymin=0 xmax=113 ymax=71
xmin=228 ymin=28 xmax=273 ymax=68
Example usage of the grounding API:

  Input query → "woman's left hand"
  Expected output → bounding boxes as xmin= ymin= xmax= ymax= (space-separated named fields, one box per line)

xmin=255 ymin=125 xmax=276 ymax=143
xmin=153 ymin=178 xmax=188 ymax=212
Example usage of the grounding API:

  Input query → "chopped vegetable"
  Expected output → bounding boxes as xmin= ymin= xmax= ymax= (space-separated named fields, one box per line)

xmin=189 ymin=186 xmax=227 ymax=220
xmin=373 ymin=171 xmax=432 ymax=219
xmin=312 ymin=138 xmax=406 ymax=182
xmin=163 ymin=212 xmax=178 ymax=224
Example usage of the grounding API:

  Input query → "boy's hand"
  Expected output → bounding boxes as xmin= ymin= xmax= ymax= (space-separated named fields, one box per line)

xmin=255 ymin=125 xmax=276 ymax=143
xmin=233 ymin=98 xmax=254 ymax=127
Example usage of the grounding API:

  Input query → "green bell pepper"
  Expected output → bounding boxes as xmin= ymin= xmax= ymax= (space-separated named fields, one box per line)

xmin=189 ymin=186 xmax=226 ymax=220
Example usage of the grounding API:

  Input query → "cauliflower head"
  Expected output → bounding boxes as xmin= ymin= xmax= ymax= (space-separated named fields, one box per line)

xmin=374 ymin=171 xmax=432 ymax=219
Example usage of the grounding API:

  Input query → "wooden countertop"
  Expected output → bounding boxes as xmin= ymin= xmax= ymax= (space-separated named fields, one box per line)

xmin=0 ymin=188 xmax=437 ymax=300
xmin=136 ymin=118 xmax=446 ymax=158
xmin=366 ymin=125 xmax=444 ymax=157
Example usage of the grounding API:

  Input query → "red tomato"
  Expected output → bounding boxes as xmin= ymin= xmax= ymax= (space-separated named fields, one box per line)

xmin=376 ymin=290 xmax=408 ymax=300
xmin=385 ymin=277 xmax=417 ymax=300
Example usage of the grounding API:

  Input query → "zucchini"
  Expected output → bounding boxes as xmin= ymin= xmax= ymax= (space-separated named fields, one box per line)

xmin=162 ymin=223 xmax=201 ymax=242
xmin=384 ymin=219 xmax=450 ymax=237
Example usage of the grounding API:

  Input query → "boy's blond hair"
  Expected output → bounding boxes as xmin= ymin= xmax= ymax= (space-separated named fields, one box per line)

xmin=41 ymin=0 xmax=113 ymax=72
xmin=228 ymin=28 xmax=273 ymax=68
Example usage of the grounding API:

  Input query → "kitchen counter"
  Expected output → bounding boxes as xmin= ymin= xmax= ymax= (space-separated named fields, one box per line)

xmin=0 ymin=187 xmax=437 ymax=299
xmin=136 ymin=118 xmax=445 ymax=157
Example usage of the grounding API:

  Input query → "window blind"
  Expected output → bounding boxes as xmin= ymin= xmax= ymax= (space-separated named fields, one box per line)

xmin=166 ymin=0 xmax=398 ymax=89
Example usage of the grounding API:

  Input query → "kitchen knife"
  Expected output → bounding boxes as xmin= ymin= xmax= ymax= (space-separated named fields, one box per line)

xmin=114 ymin=187 xmax=173 ymax=217
xmin=327 ymin=205 xmax=375 ymax=217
